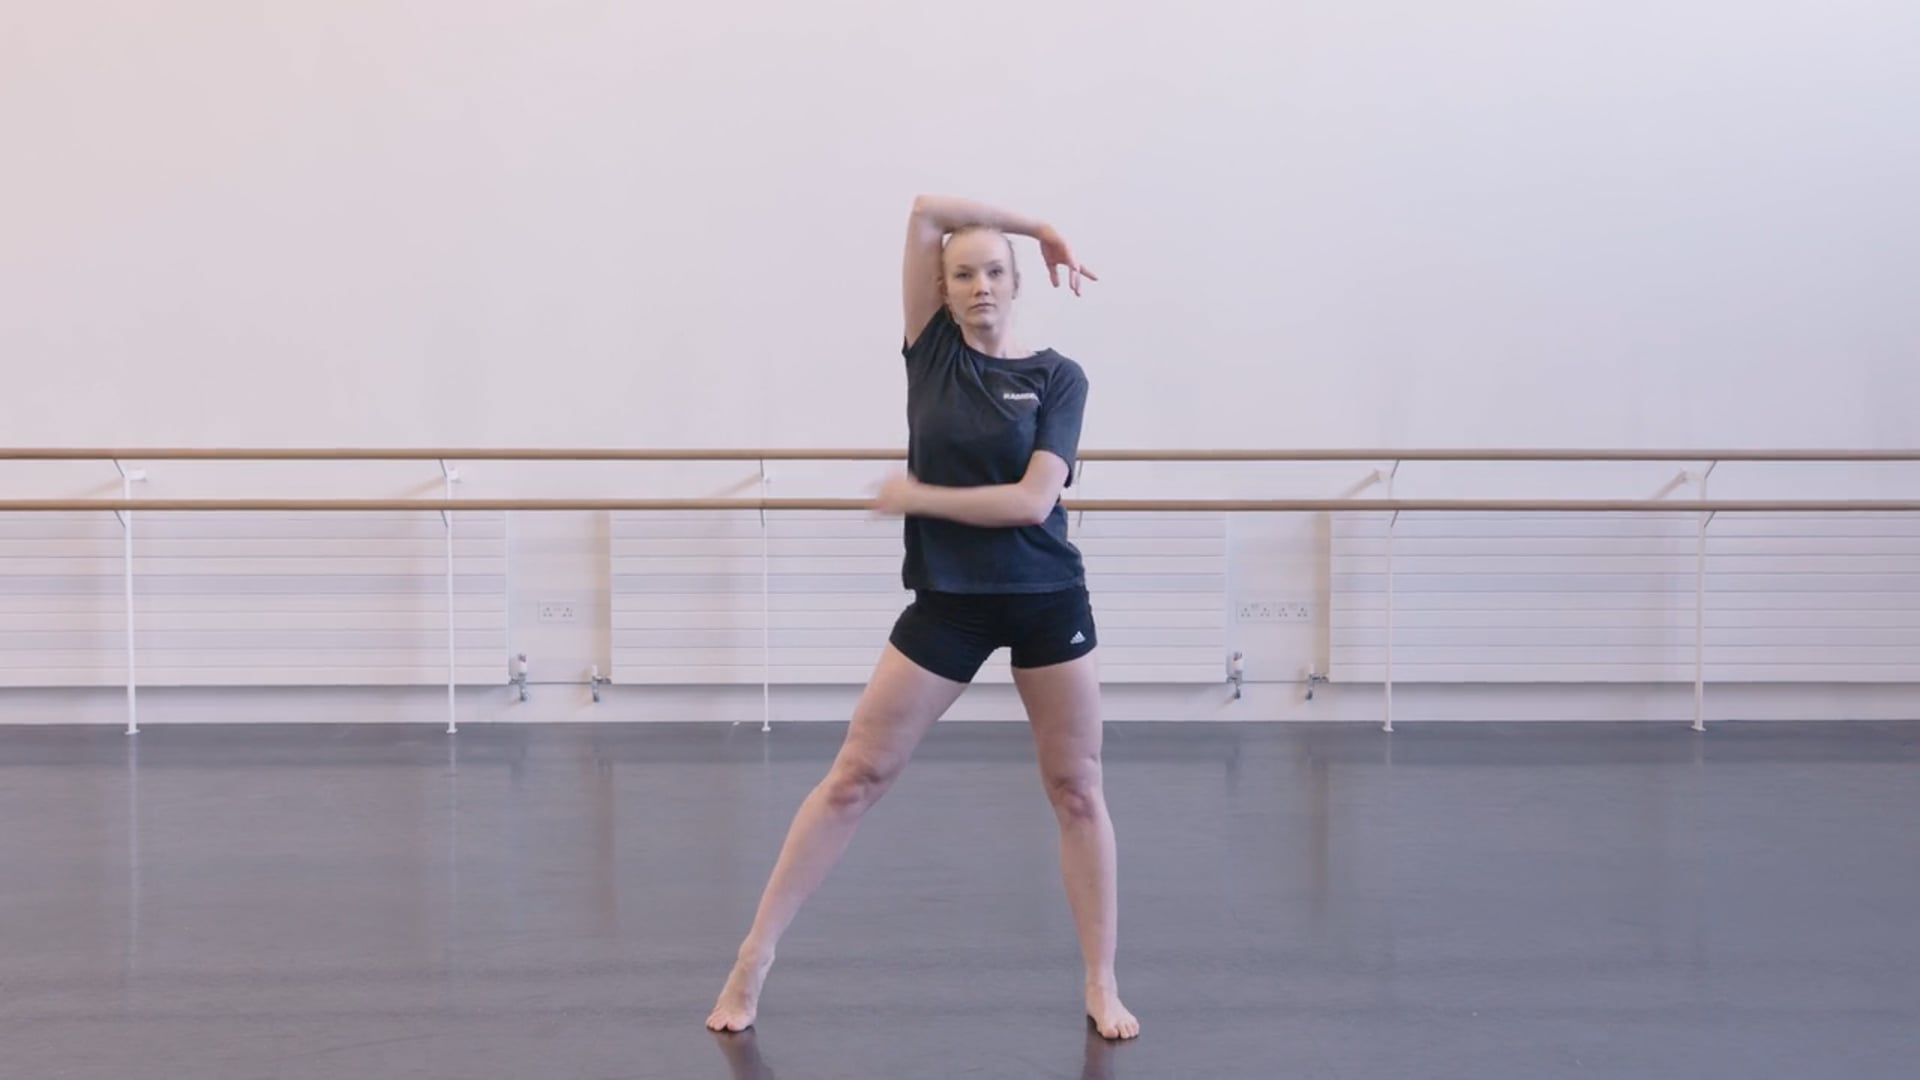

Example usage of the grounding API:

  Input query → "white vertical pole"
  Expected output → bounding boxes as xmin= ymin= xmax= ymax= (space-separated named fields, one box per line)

xmin=442 ymin=461 xmax=459 ymax=735
xmin=1384 ymin=510 xmax=1396 ymax=733
xmin=1074 ymin=461 xmax=1087 ymax=531
xmin=1693 ymin=462 xmax=1716 ymax=733
xmin=118 ymin=462 xmax=140 ymax=735
xmin=1383 ymin=461 xmax=1400 ymax=733
xmin=1222 ymin=508 xmax=1235 ymax=694
xmin=760 ymin=459 xmax=772 ymax=733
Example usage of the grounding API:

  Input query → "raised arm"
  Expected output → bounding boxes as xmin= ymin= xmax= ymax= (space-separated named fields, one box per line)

xmin=902 ymin=194 xmax=1095 ymax=344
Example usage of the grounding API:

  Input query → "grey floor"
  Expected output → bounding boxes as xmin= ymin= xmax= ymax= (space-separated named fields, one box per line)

xmin=2 ymin=718 xmax=1917 ymax=1079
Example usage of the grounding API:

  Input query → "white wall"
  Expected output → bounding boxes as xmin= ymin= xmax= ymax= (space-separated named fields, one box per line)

xmin=3 ymin=1 xmax=1918 ymax=724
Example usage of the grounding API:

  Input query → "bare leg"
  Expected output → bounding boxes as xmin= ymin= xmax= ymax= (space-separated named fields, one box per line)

xmin=706 ymin=643 xmax=967 ymax=1032
xmin=1013 ymin=650 xmax=1139 ymax=1041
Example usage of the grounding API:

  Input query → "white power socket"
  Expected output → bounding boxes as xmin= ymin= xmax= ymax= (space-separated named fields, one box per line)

xmin=1237 ymin=599 xmax=1311 ymax=623
xmin=537 ymin=601 xmax=577 ymax=624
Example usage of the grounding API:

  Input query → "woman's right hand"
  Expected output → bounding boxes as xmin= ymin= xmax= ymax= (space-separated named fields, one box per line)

xmin=1037 ymin=225 xmax=1097 ymax=295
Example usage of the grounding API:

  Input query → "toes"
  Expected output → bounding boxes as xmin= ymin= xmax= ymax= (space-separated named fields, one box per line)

xmin=1093 ymin=1012 xmax=1140 ymax=1040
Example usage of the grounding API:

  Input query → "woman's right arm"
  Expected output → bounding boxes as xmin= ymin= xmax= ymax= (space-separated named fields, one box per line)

xmin=902 ymin=194 xmax=1091 ymax=344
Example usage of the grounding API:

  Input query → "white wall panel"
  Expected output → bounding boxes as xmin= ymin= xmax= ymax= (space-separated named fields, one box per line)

xmin=610 ymin=511 xmax=1227 ymax=685
xmin=0 ymin=512 xmax=508 ymax=688
xmin=1331 ymin=512 xmax=1920 ymax=683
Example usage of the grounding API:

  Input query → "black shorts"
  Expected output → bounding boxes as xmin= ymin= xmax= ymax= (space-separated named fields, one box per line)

xmin=888 ymin=586 xmax=1098 ymax=684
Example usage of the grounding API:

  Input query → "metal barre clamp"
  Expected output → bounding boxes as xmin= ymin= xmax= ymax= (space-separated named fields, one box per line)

xmin=510 ymin=654 xmax=530 ymax=701
xmin=1305 ymin=669 xmax=1329 ymax=701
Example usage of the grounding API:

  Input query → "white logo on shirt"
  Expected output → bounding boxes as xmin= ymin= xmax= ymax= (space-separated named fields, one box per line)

xmin=1002 ymin=391 xmax=1039 ymax=402
xmin=1069 ymin=631 xmax=1086 ymax=645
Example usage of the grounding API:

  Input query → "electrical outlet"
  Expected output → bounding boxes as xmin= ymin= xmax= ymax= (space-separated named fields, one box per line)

xmin=1237 ymin=599 xmax=1311 ymax=623
xmin=537 ymin=601 xmax=577 ymax=624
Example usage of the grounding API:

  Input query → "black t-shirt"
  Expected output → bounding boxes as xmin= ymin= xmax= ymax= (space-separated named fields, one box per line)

xmin=899 ymin=305 xmax=1089 ymax=594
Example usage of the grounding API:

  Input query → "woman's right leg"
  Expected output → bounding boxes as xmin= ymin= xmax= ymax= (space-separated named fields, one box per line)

xmin=706 ymin=642 xmax=968 ymax=1032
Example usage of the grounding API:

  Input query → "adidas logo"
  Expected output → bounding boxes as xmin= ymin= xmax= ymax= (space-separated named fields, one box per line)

xmin=1002 ymin=391 xmax=1039 ymax=401
xmin=1069 ymin=631 xmax=1086 ymax=645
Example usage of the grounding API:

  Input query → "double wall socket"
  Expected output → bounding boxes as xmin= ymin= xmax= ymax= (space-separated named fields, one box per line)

xmin=1237 ymin=599 xmax=1311 ymax=623
xmin=537 ymin=601 xmax=578 ymax=624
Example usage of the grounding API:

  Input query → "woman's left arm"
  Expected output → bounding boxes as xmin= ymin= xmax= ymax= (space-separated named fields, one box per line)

xmin=874 ymin=452 xmax=1069 ymax=527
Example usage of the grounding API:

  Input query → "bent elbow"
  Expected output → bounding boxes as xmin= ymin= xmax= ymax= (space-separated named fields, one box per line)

xmin=1019 ymin=497 xmax=1056 ymax=528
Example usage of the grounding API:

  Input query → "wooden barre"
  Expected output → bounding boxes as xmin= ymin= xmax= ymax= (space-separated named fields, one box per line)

xmin=3 ymin=448 xmax=1919 ymax=463
xmin=5 ymin=498 xmax=1920 ymax=513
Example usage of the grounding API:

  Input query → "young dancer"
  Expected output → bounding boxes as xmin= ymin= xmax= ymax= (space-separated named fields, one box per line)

xmin=707 ymin=194 xmax=1136 ymax=1041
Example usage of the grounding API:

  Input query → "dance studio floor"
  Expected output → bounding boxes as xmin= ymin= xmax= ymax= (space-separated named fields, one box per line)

xmin=3 ymin=717 xmax=1916 ymax=1078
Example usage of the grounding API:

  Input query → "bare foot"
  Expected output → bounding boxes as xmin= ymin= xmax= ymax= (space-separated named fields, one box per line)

xmin=706 ymin=951 xmax=775 ymax=1032
xmin=1086 ymin=979 xmax=1139 ymax=1040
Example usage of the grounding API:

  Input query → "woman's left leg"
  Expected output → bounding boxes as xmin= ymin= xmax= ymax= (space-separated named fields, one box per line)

xmin=1012 ymin=648 xmax=1140 ymax=1040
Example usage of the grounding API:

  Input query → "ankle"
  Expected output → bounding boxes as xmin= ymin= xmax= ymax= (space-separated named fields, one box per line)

xmin=736 ymin=943 xmax=777 ymax=968
xmin=1084 ymin=970 xmax=1119 ymax=992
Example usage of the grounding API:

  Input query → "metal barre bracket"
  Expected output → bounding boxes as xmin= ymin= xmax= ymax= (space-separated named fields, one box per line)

xmin=510 ymin=654 xmax=530 ymax=702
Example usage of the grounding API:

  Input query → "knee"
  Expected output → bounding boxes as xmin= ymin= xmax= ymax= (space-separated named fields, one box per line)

xmin=822 ymin=757 xmax=895 ymax=814
xmin=1043 ymin=765 xmax=1104 ymax=823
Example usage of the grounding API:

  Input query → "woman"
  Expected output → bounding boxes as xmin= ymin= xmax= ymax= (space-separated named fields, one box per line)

xmin=706 ymin=194 xmax=1138 ymax=1041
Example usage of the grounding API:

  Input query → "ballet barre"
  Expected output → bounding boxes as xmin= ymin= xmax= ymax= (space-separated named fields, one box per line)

xmin=3 ymin=497 xmax=1920 ymax=512
xmin=2 ymin=448 xmax=1914 ymax=738
xmin=5 ymin=447 xmax=1920 ymax=462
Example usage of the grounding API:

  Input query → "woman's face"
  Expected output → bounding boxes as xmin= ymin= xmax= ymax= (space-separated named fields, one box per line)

xmin=942 ymin=228 xmax=1019 ymax=333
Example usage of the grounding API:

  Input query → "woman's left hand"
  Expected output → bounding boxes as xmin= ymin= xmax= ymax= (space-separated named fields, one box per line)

xmin=1037 ymin=225 xmax=1097 ymax=296
xmin=871 ymin=471 xmax=923 ymax=516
